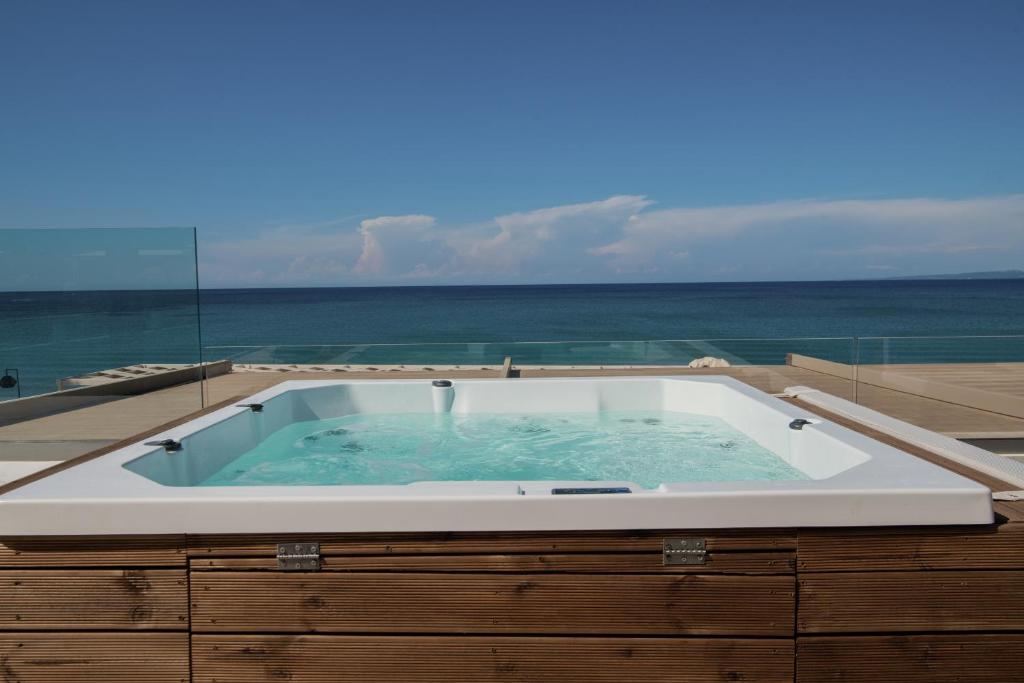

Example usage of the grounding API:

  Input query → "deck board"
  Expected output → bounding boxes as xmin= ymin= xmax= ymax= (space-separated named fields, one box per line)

xmin=796 ymin=634 xmax=1024 ymax=683
xmin=0 ymin=632 xmax=189 ymax=682
xmin=0 ymin=535 xmax=186 ymax=567
xmin=190 ymin=571 xmax=796 ymax=636
xmin=0 ymin=569 xmax=189 ymax=630
xmin=798 ymin=570 xmax=1024 ymax=633
xmin=192 ymin=634 xmax=795 ymax=683
xmin=798 ymin=523 xmax=1024 ymax=571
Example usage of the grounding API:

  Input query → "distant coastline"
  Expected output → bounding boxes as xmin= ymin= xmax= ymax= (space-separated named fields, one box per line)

xmin=884 ymin=269 xmax=1024 ymax=281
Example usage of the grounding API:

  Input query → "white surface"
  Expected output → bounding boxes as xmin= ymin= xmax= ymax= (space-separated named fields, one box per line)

xmin=0 ymin=376 xmax=993 ymax=534
xmin=0 ymin=461 xmax=61 ymax=487
xmin=785 ymin=385 xmax=1024 ymax=490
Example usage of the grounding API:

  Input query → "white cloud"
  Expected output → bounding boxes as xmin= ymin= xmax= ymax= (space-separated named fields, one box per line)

xmin=461 ymin=195 xmax=652 ymax=276
xmin=353 ymin=215 xmax=450 ymax=277
xmin=199 ymin=194 xmax=1024 ymax=286
xmin=590 ymin=195 xmax=1024 ymax=274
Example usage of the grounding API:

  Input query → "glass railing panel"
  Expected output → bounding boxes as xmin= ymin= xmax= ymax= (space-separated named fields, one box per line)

xmin=207 ymin=337 xmax=859 ymax=400
xmin=856 ymin=335 xmax=1024 ymax=366
xmin=208 ymin=337 xmax=858 ymax=368
xmin=0 ymin=228 xmax=204 ymax=479
xmin=853 ymin=335 xmax=1024 ymax=439
xmin=698 ymin=337 xmax=858 ymax=401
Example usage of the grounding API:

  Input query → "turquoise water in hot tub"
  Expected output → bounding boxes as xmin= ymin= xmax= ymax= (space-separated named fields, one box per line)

xmin=199 ymin=410 xmax=807 ymax=488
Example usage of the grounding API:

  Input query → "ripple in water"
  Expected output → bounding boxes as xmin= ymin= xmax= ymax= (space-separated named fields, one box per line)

xmin=200 ymin=410 xmax=808 ymax=487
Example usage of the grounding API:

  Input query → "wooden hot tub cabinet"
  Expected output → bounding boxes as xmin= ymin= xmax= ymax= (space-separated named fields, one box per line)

xmin=1 ymin=519 xmax=1023 ymax=682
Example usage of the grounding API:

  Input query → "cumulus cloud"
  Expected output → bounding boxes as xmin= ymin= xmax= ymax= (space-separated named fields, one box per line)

xmin=461 ymin=195 xmax=652 ymax=277
xmin=589 ymin=195 xmax=1024 ymax=278
xmin=353 ymin=215 xmax=453 ymax=278
xmin=592 ymin=195 xmax=1024 ymax=262
xmin=200 ymin=194 xmax=1024 ymax=285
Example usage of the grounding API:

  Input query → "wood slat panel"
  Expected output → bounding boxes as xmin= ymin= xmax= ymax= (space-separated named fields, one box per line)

xmin=191 ymin=551 xmax=794 ymax=574
xmin=0 ymin=569 xmax=188 ymax=630
xmin=798 ymin=570 xmax=1024 ymax=633
xmin=191 ymin=571 xmax=795 ymax=636
xmin=797 ymin=634 xmax=1024 ymax=682
xmin=0 ymin=536 xmax=186 ymax=567
xmin=188 ymin=529 xmax=796 ymax=557
xmin=798 ymin=523 xmax=1024 ymax=571
xmin=192 ymin=634 xmax=795 ymax=683
xmin=0 ymin=632 xmax=189 ymax=682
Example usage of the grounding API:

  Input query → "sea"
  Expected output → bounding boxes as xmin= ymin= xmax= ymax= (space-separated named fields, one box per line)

xmin=2 ymin=280 xmax=1023 ymax=399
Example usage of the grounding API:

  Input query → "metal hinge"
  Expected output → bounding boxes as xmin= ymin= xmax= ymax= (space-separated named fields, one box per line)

xmin=663 ymin=538 xmax=707 ymax=565
xmin=994 ymin=490 xmax=1024 ymax=501
xmin=277 ymin=542 xmax=321 ymax=571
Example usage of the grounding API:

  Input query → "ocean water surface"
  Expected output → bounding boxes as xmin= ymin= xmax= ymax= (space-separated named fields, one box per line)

xmin=2 ymin=280 xmax=1024 ymax=398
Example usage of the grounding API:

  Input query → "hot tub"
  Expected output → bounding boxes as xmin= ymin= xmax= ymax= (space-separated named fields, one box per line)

xmin=0 ymin=376 xmax=993 ymax=534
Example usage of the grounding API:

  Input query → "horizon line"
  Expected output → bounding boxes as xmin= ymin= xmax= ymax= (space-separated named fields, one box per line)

xmin=2 ymin=272 xmax=1023 ymax=295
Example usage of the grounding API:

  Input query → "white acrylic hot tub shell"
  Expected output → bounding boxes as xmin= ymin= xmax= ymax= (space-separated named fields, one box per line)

xmin=0 ymin=376 xmax=993 ymax=535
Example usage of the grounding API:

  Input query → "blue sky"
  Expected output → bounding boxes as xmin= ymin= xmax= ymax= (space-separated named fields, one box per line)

xmin=1 ymin=1 xmax=1022 ymax=288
